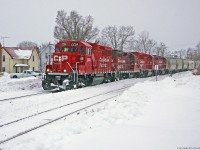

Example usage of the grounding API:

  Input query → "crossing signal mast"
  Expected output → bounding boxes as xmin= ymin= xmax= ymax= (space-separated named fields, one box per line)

xmin=1 ymin=36 xmax=10 ymax=46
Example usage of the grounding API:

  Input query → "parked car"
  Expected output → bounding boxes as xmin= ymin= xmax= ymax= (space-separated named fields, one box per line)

xmin=33 ymin=71 xmax=42 ymax=76
xmin=10 ymin=70 xmax=41 ymax=78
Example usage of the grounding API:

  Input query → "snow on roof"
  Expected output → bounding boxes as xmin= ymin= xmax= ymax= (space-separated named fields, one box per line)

xmin=3 ymin=47 xmax=33 ymax=59
xmin=13 ymin=49 xmax=32 ymax=59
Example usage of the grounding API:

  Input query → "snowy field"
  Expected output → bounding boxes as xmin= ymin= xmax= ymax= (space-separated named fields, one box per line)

xmin=0 ymin=71 xmax=200 ymax=150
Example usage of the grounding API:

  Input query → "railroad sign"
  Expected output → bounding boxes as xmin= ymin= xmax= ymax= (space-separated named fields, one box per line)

xmin=155 ymin=65 xmax=159 ymax=70
xmin=155 ymin=65 xmax=159 ymax=81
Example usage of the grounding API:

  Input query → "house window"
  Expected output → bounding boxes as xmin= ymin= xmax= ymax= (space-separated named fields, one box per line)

xmin=3 ymin=55 xmax=5 ymax=62
xmin=2 ymin=67 xmax=5 ymax=72
xmin=45 ymin=53 xmax=48 ymax=59
xmin=33 ymin=67 xmax=35 ymax=71
xmin=33 ymin=55 xmax=34 ymax=61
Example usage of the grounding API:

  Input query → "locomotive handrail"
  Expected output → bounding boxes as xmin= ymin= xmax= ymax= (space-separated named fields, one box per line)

xmin=76 ymin=62 xmax=80 ymax=85
xmin=66 ymin=62 xmax=75 ymax=82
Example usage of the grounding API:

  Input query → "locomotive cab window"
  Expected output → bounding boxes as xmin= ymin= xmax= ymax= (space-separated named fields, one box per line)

xmin=62 ymin=47 xmax=69 ymax=52
xmin=71 ymin=47 xmax=78 ymax=52
xmin=55 ymin=47 xmax=60 ymax=52
xmin=80 ymin=46 xmax=84 ymax=54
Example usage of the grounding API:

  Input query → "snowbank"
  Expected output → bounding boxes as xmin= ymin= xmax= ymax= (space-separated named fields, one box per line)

xmin=0 ymin=73 xmax=42 ymax=92
xmin=1 ymin=72 xmax=200 ymax=150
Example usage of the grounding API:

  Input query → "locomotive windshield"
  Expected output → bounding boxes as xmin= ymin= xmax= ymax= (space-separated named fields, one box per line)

xmin=62 ymin=46 xmax=78 ymax=52
xmin=55 ymin=47 xmax=60 ymax=52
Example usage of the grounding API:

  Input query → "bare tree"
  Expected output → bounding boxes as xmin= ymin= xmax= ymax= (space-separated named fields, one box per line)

xmin=54 ymin=10 xmax=99 ymax=42
xmin=136 ymin=31 xmax=149 ymax=53
xmin=196 ymin=41 xmax=200 ymax=51
xmin=178 ymin=49 xmax=187 ymax=59
xmin=17 ymin=41 xmax=39 ymax=54
xmin=100 ymin=26 xmax=135 ymax=50
xmin=17 ymin=41 xmax=38 ymax=48
xmin=195 ymin=41 xmax=200 ymax=60
xmin=100 ymin=26 xmax=120 ymax=49
xmin=135 ymin=31 xmax=156 ymax=54
xmin=118 ymin=26 xmax=135 ymax=50
xmin=146 ymin=39 xmax=157 ymax=54
xmin=187 ymin=48 xmax=194 ymax=59
xmin=154 ymin=42 xmax=167 ymax=57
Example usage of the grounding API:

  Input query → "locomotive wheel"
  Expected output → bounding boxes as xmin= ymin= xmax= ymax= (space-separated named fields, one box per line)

xmin=78 ymin=77 xmax=86 ymax=88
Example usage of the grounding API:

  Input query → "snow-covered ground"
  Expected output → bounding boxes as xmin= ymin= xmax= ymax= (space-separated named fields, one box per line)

xmin=0 ymin=72 xmax=200 ymax=150
xmin=0 ymin=73 xmax=43 ymax=99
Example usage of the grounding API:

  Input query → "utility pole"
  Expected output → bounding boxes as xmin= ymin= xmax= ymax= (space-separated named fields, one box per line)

xmin=1 ymin=37 xmax=10 ymax=46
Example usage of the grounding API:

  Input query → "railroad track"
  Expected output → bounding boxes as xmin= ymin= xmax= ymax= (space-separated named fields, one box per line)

xmin=0 ymin=74 xmax=172 ymax=145
xmin=0 ymin=91 xmax=55 ymax=102
xmin=0 ymin=86 xmax=130 ymax=145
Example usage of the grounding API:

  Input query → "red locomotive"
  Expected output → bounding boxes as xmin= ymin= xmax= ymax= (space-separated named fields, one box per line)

xmin=42 ymin=40 xmax=168 ymax=90
xmin=152 ymin=55 xmax=168 ymax=75
xmin=43 ymin=40 xmax=113 ymax=90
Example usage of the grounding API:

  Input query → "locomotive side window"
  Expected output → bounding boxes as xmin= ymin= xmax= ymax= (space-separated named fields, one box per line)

xmin=90 ymin=49 xmax=92 ymax=55
xmin=55 ymin=47 xmax=60 ymax=52
xmin=86 ymin=48 xmax=92 ymax=55
xmin=80 ymin=46 xmax=84 ymax=54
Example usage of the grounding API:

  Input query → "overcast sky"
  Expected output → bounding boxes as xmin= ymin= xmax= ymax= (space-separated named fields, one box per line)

xmin=0 ymin=0 xmax=200 ymax=51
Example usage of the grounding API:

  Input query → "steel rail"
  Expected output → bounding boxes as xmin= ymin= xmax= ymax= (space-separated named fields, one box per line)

xmin=0 ymin=85 xmax=130 ymax=128
xmin=0 ymin=95 xmax=118 ymax=145
xmin=0 ymin=92 xmax=48 ymax=102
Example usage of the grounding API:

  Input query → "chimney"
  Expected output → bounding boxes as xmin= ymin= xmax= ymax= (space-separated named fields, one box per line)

xmin=0 ymin=43 xmax=2 ymax=72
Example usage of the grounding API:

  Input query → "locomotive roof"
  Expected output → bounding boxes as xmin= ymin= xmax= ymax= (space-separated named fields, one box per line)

xmin=132 ymin=51 xmax=152 ymax=57
xmin=89 ymin=43 xmax=112 ymax=51
xmin=57 ymin=40 xmax=92 ymax=47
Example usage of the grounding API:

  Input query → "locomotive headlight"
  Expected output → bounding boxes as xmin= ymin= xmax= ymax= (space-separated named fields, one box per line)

xmin=63 ymin=69 xmax=67 ymax=73
xmin=80 ymin=56 xmax=84 ymax=61
xmin=47 ymin=68 xmax=50 ymax=72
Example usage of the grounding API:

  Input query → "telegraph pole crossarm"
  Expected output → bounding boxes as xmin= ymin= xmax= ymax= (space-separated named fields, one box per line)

xmin=1 ymin=36 xmax=10 ymax=46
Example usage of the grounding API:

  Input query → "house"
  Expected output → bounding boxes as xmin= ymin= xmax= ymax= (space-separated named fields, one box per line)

xmin=39 ymin=44 xmax=54 ymax=72
xmin=1 ymin=45 xmax=39 ymax=73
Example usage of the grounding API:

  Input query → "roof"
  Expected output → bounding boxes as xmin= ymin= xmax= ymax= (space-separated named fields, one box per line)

xmin=3 ymin=47 xmax=34 ymax=59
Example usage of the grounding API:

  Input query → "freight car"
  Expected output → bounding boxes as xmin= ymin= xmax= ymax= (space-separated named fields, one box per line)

xmin=42 ymin=40 xmax=197 ymax=91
